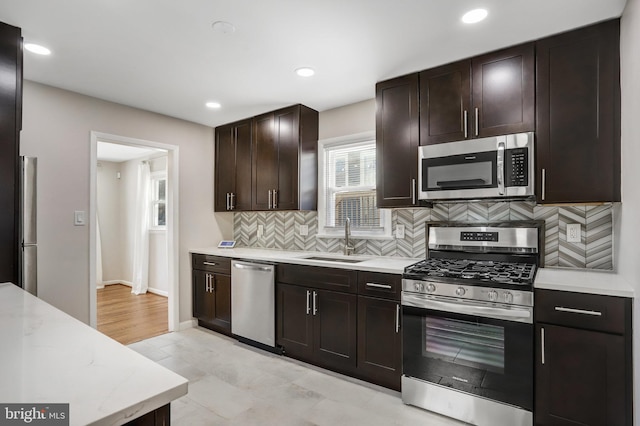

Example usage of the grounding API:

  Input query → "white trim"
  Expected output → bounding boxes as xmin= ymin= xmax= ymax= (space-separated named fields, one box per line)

xmin=102 ymin=280 xmax=133 ymax=286
xmin=179 ymin=320 xmax=197 ymax=330
xmin=317 ymin=131 xmax=392 ymax=239
xmin=98 ymin=280 xmax=168 ymax=297
xmin=148 ymin=288 xmax=169 ymax=298
xmin=90 ymin=132 xmax=180 ymax=333
xmin=149 ymin=228 xmax=167 ymax=234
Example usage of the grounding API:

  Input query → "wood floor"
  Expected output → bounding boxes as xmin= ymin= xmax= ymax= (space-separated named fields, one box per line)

xmin=97 ymin=284 xmax=168 ymax=345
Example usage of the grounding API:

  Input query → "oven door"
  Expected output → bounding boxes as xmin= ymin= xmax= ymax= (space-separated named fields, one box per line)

xmin=402 ymin=294 xmax=533 ymax=411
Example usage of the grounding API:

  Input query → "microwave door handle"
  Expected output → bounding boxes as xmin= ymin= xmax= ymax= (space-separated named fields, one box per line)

xmin=497 ymin=141 xmax=505 ymax=195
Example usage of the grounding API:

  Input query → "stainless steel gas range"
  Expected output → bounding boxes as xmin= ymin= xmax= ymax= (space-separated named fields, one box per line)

xmin=401 ymin=221 xmax=543 ymax=426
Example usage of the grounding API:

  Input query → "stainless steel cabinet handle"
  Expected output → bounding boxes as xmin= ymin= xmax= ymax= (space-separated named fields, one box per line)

xmin=273 ymin=189 xmax=278 ymax=209
xmin=366 ymin=283 xmax=392 ymax=289
xmin=411 ymin=179 xmax=416 ymax=205
xmin=268 ymin=190 xmax=272 ymax=209
xmin=541 ymin=168 xmax=546 ymax=201
xmin=313 ymin=291 xmax=318 ymax=316
xmin=306 ymin=290 xmax=311 ymax=315
xmin=211 ymin=276 xmax=215 ymax=292
xmin=497 ymin=141 xmax=505 ymax=195
xmin=395 ymin=304 xmax=400 ymax=333
xmin=233 ymin=263 xmax=273 ymax=272
xmin=474 ymin=107 xmax=479 ymax=136
xmin=226 ymin=193 xmax=230 ymax=210
xmin=230 ymin=193 xmax=235 ymax=210
xmin=554 ymin=306 xmax=602 ymax=316
xmin=463 ymin=110 xmax=468 ymax=139
xmin=206 ymin=274 xmax=211 ymax=292
xmin=203 ymin=261 xmax=217 ymax=266
xmin=205 ymin=274 xmax=209 ymax=292
xmin=541 ymin=327 xmax=545 ymax=365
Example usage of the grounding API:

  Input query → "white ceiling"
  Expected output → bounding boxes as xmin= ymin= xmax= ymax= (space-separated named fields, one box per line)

xmin=97 ymin=142 xmax=165 ymax=163
xmin=0 ymin=0 xmax=628 ymax=128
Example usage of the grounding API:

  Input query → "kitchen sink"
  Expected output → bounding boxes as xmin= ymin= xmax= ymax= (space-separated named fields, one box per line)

xmin=302 ymin=255 xmax=366 ymax=264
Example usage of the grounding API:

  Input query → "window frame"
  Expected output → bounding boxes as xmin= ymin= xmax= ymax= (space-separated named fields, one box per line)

xmin=317 ymin=131 xmax=392 ymax=240
xmin=149 ymin=170 xmax=167 ymax=231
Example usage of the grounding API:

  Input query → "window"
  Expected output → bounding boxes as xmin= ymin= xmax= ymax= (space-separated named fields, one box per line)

xmin=150 ymin=172 xmax=167 ymax=229
xmin=318 ymin=132 xmax=391 ymax=238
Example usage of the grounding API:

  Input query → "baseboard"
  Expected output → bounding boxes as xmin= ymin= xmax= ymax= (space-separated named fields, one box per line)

xmin=96 ymin=285 xmax=105 ymax=289
xmin=179 ymin=320 xmax=196 ymax=331
xmin=148 ymin=288 xmax=168 ymax=298
xmin=103 ymin=280 xmax=133 ymax=287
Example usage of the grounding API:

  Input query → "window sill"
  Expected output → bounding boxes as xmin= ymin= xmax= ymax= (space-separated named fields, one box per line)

xmin=315 ymin=233 xmax=394 ymax=241
xmin=149 ymin=228 xmax=167 ymax=234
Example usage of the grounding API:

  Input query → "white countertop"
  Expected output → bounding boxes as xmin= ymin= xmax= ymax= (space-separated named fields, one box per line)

xmin=189 ymin=247 xmax=419 ymax=274
xmin=0 ymin=283 xmax=188 ymax=426
xmin=534 ymin=268 xmax=635 ymax=298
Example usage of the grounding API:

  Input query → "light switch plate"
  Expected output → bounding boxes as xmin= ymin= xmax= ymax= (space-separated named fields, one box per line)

xmin=567 ymin=223 xmax=581 ymax=243
xmin=299 ymin=224 xmax=308 ymax=236
xmin=74 ymin=210 xmax=86 ymax=226
xmin=396 ymin=224 xmax=405 ymax=239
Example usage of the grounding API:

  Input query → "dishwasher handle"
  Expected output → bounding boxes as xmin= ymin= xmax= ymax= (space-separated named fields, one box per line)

xmin=232 ymin=261 xmax=273 ymax=273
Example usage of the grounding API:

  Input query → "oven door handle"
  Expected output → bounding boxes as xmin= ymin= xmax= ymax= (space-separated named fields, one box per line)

xmin=402 ymin=294 xmax=532 ymax=323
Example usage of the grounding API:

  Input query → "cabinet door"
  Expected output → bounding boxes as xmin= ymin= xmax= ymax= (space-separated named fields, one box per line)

xmin=419 ymin=60 xmax=471 ymax=145
xmin=276 ymin=283 xmax=314 ymax=361
xmin=375 ymin=74 xmax=419 ymax=207
xmin=357 ymin=296 xmax=401 ymax=390
xmin=472 ymin=43 xmax=535 ymax=138
xmin=192 ymin=270 xmax=215 ymax=324
xmin=252 ymin=112 xmax=278 ymax=210
xmin=313 ymin=289 xmax=357 ymax=373
xmin=211 ymin=274 xmax=232 ymax=333
xmin=536 ymin=20 xmax=620 ymax=203
xmin=214 ymin=120 xmax=252 ymax=211
xmin=273 ymin=106 xmax=299 ymax=210
xmin=536 ymin=324 xmax=628 ymax=426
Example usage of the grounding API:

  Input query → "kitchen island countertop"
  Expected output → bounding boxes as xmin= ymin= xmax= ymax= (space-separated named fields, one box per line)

xmin=190 ymin=247 xmax=420 ymax=274
xmin=0 ymin=283 xmax=188 ymax=425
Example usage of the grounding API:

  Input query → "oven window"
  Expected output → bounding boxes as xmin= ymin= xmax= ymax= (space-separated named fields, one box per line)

xmin=424 ymin=317 xmax=504 ymax=373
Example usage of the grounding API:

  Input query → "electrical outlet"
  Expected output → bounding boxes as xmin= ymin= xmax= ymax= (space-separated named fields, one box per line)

xmin=567 ymin=223 xmax=581 ymax=243
xmin=299 ymin=224 xmax=308 ymax=236
xmin=396 ymin=224 xmax=405 ymax=239
xmin=257 ymin=224 xmax=264 ymax=239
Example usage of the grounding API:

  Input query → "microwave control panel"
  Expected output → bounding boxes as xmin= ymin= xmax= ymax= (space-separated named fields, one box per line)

xmin=505 ymin=148 xmax=528 ymax=187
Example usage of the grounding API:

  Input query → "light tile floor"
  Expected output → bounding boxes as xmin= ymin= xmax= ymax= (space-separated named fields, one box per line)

xmin=128 ymin=327 xmax=469 ymax=425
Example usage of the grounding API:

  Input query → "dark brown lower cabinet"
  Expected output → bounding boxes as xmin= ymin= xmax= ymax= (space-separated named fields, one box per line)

xmin=124 ymin=403 xmax=170 ymax=426
xmin=192 ymin=269 xmax=231 ymax=335
xmin=276 ymin=283 xmax=357 ymax=375
xmin=357 ymin=296 xmax=401 ymax=391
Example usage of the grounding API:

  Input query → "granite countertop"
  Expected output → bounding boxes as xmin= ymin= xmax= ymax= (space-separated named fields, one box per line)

xmin=534 ymin=268 xmax=634 ymax=298
xmin=0 ymin=283 xmax=188 ymax=426
xmin=189 ymin=247 xmax=420 ymax=274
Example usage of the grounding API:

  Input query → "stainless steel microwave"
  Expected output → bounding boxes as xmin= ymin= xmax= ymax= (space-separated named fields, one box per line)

xmin=418 ymin=132 xmax=535 ymax=201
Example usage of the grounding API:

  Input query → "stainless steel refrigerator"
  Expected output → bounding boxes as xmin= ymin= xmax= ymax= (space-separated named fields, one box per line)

xmin=20 ymin=156 xmax=37 ymax=295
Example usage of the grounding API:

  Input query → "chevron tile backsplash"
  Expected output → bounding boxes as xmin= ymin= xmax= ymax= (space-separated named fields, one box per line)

xmin=233 ymin=201 xmax=614 ymax=270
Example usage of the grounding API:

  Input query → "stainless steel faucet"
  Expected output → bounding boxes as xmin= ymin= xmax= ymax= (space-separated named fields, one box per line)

xmin=344 ymin=217 xmax=355 ymax=256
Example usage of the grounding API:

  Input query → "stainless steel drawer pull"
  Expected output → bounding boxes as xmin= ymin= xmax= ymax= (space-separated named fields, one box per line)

xmin=203 ymin=262 xmax=218 ymax=266
xmin=555 ymin=306 xmax=602 ymax=316
xmin=306 ymin=290 xmax=311 ymax=315
xmin=366 ymin=283 xmax=392 ymax=290
xmin=541 ymin=327 xmax=545 ymax=365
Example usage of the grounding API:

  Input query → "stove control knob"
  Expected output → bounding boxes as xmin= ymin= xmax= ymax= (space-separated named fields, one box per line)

xmin=455 ymin=287 xmax=466 ymax=297
xmin=414 ymin=282 xmax=424 ymax=292
xmin=503 ymin=292 xmax=514 ymax=303
xmin=488 ymin=290 xmax=498 ymax=302
xmin=426 ymin=283 xmax=436 ymax=293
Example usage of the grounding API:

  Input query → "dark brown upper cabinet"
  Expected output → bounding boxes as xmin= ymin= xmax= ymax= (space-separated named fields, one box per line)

xmin=0 ymin=22 xmax=22 ymax=285
xmin=375 ymin=74 xmax=420 ymax=208
xmin=214 ymin=119 xmax=252 ymax=212
xmin=251 ymin=104 xmax=318 ymax=211
xmin=536 ymin=19 xmax=621 ymax=204
xmin=419 ymin=43 xmax=534 ymax=145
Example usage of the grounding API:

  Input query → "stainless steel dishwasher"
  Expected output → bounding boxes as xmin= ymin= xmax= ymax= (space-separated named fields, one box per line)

xmin=231 ymin=260 xmax=277 ymax=351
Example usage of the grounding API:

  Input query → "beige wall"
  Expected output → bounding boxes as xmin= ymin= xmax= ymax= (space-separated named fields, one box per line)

xmin=96 ymin=160 xmax=122 ymax=282
xmin=619 ymin=0 xmax=640 ymax=420
xmin=20 ymin=81 xmax=230 ymax=324
xmin=319 ymin=99 xmax=375 ymax=140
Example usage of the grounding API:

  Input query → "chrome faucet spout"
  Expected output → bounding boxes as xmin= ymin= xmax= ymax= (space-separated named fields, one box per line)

xmin=344 ymin=217 xmax=355 ymax=256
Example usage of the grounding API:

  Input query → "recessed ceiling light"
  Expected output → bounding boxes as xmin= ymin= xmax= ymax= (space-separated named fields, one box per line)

xmin=206 ymin=101 xmax=221 ymax=109
xmin=462 ymin=8 xmax=488 ymax=24
xmin=24 ymin=43 xmax=51 ymax=55
xmin=211 ymin=21 xmax=236 ymax=34
xmin=295 ymin=67 xmax=315 ymax=77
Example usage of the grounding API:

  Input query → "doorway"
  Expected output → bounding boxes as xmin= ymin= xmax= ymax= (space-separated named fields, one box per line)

xmin=89 ymin=132 xmax=180 ymax=338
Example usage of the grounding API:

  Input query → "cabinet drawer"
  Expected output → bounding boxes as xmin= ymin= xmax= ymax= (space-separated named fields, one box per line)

xmin=357 ymin=272 xmax=401 ymax=301
xmin=191 ymin=254 xmax=231 ymax=274
xmin=277 ymin=264 xmax=357 ymax=293
xmin=535 ymin=289 xmax=630 ymax=334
